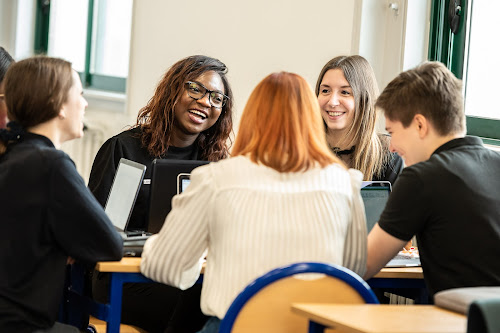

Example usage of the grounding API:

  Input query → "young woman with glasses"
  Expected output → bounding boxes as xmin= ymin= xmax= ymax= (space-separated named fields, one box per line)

xmin=88 ymin=55 xmax=233 ymax=333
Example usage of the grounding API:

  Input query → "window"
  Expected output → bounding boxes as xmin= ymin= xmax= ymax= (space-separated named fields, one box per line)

xmin=429 ymin=0 xmax=500 ymax=145
xmin=34 ymin=0 xmax=133 ymax=93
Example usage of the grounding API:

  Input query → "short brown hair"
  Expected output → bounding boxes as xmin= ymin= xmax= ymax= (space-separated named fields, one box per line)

xmin=4 ymin=56 xmax=73 ymax=128
xmin=136 ymin=55 xmax=233 ymax=161
xmin=376 ymin=61 xmax=465 ymax=135
xmin=232 ymin=72 xmax=341 ymax=172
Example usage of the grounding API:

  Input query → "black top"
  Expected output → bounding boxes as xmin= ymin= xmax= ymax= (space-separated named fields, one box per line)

xmin=378 ymin=136 xmax=500 ymax=297
xmin=372 ymin=151 xmax=403 ymax=185
xmin=88 ymin=127 xmax=199 ymax=231
xmin=0 ymin=133 xmax=123 ymax=332
xmin=331 ymin=135 xmax=404 ymax=184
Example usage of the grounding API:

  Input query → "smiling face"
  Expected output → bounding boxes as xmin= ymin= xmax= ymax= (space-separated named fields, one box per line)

xmin=172 ymin=70 xmax=224 ymax=146
xmin=317 ymin=69 xmax=356 ymax=138
xmin=385 ymin=116 xmax=428 ymax=167
xmin=60 ymin=70 xmax=88 ymax=142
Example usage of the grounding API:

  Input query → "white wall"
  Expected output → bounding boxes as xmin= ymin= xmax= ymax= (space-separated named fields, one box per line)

xmin=1 ymin=0 xmax=431 ymax=134
xmin=0 ymin=0 xmax=36 ymax=59
xmin=0 ymin=0 xmax=17 ymax=53
xmin=1 ymin=0 xmax=431 ymax=179
xmin=127 ymin=0 xmax=359 ymax=133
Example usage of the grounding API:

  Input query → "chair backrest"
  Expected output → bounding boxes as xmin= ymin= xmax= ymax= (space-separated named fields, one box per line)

xmin=219 ymin=262 xmax=379 ymax=333
xmin=467 ymin=298 xmax=500 ymax=333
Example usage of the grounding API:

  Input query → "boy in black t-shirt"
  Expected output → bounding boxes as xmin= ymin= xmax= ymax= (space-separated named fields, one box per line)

xmin=364 ymin=62 xmax=500 ymax=298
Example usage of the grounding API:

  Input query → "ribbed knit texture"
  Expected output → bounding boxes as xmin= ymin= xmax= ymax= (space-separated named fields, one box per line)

xmin=141 ymin=155 xmax=367 ymax=319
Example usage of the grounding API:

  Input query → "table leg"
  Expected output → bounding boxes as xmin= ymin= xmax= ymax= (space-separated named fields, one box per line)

xmin=107 ymin=273 xmax=124 ymax=333
xmin=308 ymin=321 xmax=327 ymax=333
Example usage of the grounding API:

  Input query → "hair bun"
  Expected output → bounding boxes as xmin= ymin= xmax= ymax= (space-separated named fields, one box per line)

xmin=0 ymin=121 xmax=24 ymax=142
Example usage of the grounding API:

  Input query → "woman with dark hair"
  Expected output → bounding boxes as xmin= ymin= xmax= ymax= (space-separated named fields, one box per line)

xmin=0 ymin=46 xmax=15 ymax=128
xmin=141 ymin=72 xmax=367 ymax=333
xmin=0 ymin=56 xmax=122 ymax=332
xmin=315 ymin=55 xmax=403 ymax=183
xmin=89 ymin=55 xmax=233 ymax=332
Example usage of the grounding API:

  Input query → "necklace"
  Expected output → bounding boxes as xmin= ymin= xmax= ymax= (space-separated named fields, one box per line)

xmin=330 ymin=145 xmax=355 ymax=156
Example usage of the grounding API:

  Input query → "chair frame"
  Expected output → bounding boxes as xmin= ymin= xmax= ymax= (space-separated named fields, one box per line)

xmin=219 ymin=262 xmax=378 ymax=332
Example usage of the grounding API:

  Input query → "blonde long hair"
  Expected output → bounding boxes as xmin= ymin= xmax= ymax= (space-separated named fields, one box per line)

xmin=232 ymin=72 xmax=342 ymax=172
xmin=315 ymin=55 xmax=388 ymax=180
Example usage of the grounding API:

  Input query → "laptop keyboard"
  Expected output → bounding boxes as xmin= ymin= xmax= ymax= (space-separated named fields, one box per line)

xmin=393 ymin=254 xmax=415 ymax=260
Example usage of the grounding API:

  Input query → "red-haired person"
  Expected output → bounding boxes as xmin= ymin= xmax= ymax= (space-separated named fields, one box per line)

xmin=141 ymin=72 xmax=368 ymax=333
xmin=89 ymin=55 xmax=233 ymax=333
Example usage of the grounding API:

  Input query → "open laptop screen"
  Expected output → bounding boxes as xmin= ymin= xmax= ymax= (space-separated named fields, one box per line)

xmin=104 ymin=158 xmax=146 ymax=232
xmin=360 ymin=181 xmax=391 ymax=233
xmin=147 ymin=159 xmax=209 ymax=233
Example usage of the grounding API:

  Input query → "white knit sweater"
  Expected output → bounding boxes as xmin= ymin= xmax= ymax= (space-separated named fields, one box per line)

xmin=141 ymin=155 xmax=367 ymax=319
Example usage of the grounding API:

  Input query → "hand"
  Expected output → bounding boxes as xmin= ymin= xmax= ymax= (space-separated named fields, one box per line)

xmin=66 ymin=257 xmax=75 ymax=265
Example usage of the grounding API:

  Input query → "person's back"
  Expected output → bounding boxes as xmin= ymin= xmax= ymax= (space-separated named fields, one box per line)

xmin=0 ymin=56 xmax=122 ymax=332
xmin=365 ymin=61 xmax=500 ymax=297
xmin=389 ymin=137 xmax=500 ymax=295
xmin=191 ymin=155 xmax=365 ymax=315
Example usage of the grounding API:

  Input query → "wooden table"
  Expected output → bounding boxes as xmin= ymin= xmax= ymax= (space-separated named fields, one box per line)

xmin=93 ymin=258 xmax=154 ymax=333
xmin=374 ymin=267 xmax=423 ymax=279
xmin=369 ymin=267 xmax=427 ymax=303
xmin=92 ymin=258 xmax=204 ymax=333
xmin=291 ymin=303 xmax=467 ymax=333
xmin=91 ymin=260 xmax=424 ymax=332
xmin=95 ymin=259 xmax=421 ymax=279
xmin=96 ymin=257 xmax=142 ymax=273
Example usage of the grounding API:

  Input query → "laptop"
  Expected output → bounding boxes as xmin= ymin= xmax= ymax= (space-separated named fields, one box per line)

xmin=361 ymin=181 xmax=421 ymax=268
xmin=104 ymin=158 xmax=150 ymax=241
xmin=147 ymin=159 xmax=209 ymax=233
xmin=361 ymin=181 xmax=392 ymax=233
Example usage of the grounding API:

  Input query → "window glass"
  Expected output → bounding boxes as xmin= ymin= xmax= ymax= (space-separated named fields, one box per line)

xmin=464 ymin=2 xmax=500 ymax=120
xmin=91 ymin=0 xmax=133 ymax=78
xmin=47 ymin=0 xmax=88 ymax=72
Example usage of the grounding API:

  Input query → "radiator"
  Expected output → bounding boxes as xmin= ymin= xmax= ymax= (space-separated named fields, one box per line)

xmin=61 ymin=126 xmax=105 ymax=185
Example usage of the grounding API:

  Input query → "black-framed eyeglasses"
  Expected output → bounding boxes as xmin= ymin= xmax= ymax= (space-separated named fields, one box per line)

xmin=185 ymin=81 xmax=229 ymax=109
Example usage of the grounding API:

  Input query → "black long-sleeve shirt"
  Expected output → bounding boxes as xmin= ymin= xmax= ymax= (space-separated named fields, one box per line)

xmin=88 ymin=127 xmax=198 ymax=231
xmin=0 ymin=133 xmax=123 ymax=333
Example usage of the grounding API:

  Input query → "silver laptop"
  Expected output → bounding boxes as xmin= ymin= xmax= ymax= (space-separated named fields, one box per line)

xmin=105 ymin=158 xmax=150 ymax=241
xmin=361 ymin=181 xmax=421 ymax=268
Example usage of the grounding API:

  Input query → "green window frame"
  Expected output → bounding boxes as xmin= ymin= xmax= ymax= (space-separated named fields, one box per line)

xmin=34 ymin=0 xmax=126 ymax=93
xmin=428 ymin=0 xmax=500 ymax=145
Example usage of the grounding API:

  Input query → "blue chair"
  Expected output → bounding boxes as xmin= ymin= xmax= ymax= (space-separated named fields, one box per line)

xmin=219 ymin=262 xmax=379 ymax=333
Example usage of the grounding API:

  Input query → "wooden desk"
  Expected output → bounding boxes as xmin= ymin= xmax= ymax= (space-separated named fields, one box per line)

xmin=96 ymin=257 xmax=142 ymax=273
xmin=90 ymin=259 xmax=154 ymax=333
xmin=96 ymin=257 xmax=206 ymax=274
xmin=90 ymin=261 xmax=424 ymax=332
xmin=92 ymin=258 xmax=204 ymax=333
xmin=291 ymin=303 xmax=467 ymax=333
xmin=368 ymin=267 xmax=427 ymax=303
xmin=374 ymin=267 xmax=423 ymax=279
xmin=95 ymin=260 xmax=420 ymax=279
